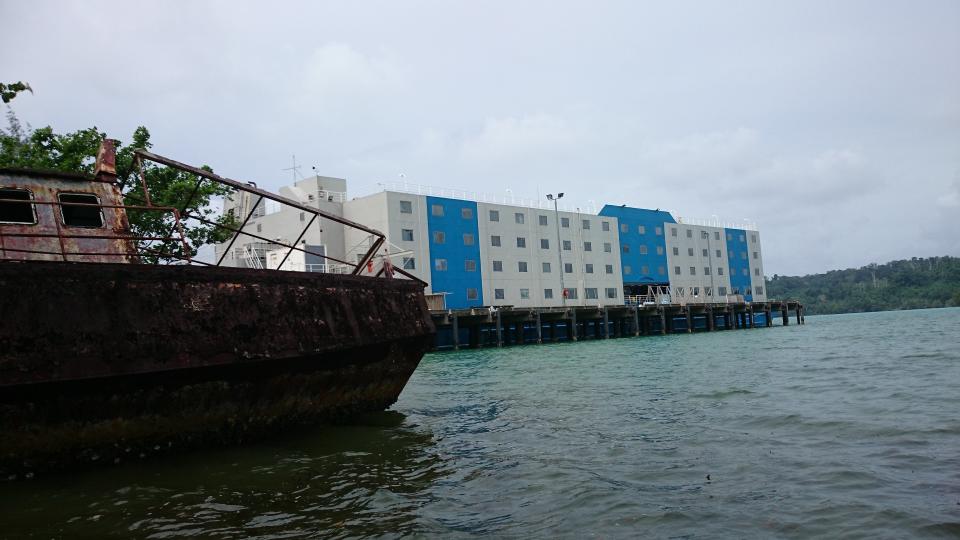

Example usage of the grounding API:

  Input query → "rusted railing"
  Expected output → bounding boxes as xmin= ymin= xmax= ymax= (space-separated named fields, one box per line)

xmin=132 ymin=150 xmax=427 ymax=286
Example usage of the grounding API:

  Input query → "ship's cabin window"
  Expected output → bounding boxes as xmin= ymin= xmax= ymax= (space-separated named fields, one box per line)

xmin=59 ymin=193 xmax=103 ymax=227
xmin=0 ymin=188 xmax=36 ymax=224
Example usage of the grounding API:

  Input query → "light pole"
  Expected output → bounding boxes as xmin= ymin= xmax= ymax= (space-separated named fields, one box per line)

xmin=547 ymin=193 xmax=566 ymax=306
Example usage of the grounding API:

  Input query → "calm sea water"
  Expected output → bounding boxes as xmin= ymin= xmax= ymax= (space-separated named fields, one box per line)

xmin=3 ymin=308 xmax=959 ymax=539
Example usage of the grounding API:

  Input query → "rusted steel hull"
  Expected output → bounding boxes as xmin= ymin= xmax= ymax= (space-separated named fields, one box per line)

xmin=0 ymin=262 xmax=435 ymax=478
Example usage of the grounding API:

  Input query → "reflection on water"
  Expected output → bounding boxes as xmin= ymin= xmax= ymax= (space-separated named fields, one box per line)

xmin=0 ymin=411 xmax=447 ymax=538
xmin=2 ymin=308 xmax=960 ymax=538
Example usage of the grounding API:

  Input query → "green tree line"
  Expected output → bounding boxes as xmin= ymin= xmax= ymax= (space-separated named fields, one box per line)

xmin=766 ymin=256 xmax=960 ymax=314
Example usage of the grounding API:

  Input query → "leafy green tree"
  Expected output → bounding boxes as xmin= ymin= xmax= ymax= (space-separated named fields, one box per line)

xmin=1 ymin=108 xmax=235 ymax=261
xmin=0 ymin=81 xmax=32 ymax=103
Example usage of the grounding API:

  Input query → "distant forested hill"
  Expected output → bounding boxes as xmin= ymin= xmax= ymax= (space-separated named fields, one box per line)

xmin=765 ymin=256 xmax=960 ymax=315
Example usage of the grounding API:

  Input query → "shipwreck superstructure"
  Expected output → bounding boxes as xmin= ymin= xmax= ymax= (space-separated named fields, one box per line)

xmin=0 ymin=141 xmax=434 ymax=478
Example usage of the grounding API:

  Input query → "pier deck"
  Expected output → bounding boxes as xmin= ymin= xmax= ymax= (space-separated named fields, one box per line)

xmin=430 ymin=300 xmax=804 ymax=350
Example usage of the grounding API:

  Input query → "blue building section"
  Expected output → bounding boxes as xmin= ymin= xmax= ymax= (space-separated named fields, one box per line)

xmin=426 ymin=196 xmax=483 ymax=309
xmin=598 ymin=205 xmax=676 ymax=291
xmin=725 ymin=227 xmax=752 ymax=301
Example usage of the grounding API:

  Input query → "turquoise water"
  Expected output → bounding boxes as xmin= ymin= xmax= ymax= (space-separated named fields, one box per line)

xmin=2 ymin=308 xmax=959 ymax=538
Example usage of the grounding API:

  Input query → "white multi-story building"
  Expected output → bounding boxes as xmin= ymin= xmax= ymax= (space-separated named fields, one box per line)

xmin=216 ymin=177 xmax=767 ymax=309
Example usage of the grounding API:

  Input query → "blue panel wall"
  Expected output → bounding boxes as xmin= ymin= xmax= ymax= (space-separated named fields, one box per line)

xmin=725 ymin=228 xmax=752 ymax=301
xmin=426 ymin=196 xmax=483 ymax=309
xmin=598 ymin=205 xmax=676 ymax=286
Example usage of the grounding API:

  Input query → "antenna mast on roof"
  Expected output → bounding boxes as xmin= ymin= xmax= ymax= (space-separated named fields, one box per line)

xmin=282 ymin=154 xmax=305 ymax=184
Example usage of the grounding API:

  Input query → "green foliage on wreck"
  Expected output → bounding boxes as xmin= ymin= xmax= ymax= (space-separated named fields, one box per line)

xmin=766 ymin=256 xmax=960 ymax=315
xmin=0 ymin=93 xmax=235 ymax=259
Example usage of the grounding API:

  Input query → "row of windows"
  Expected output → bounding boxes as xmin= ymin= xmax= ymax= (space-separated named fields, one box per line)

xmin=671 ymin=265 xmax=761 ymax=277
xmin=668 ymin=227 xmax=758 ymax=244
xmin=490 ymin=260 xmax=616 ymax=275
xmin=492 ymin=287 xmax=619 ymax=300
xmin=619 ymin=224 xmax=664 ymax=236
xmin=621 ymin=244 xmax=664 ymax=255
xmin=0 ymin=188 xmax=105 ymax=228
xmin=623 ymin=265 xmax=665 ymax=276
xmin=668 ymin=246 xmax=760 ymax=260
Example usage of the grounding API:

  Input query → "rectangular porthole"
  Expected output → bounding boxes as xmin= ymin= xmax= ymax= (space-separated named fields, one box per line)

xmin=0 ymin=188 xmax=36 ymax=224
xmin=59 ymin=193 xmax=103 ymax=227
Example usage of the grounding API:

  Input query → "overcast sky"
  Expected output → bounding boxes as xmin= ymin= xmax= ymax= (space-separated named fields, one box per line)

xmin=2 ymin=0 xmax=958 ymax=275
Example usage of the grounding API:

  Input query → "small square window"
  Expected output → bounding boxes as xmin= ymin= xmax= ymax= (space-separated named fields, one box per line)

xmin=658 ymin=266 xmax=665 ymax=275
xmin=620 ymin=223 xmax=629 ymax=233
xmin=753 ymin=251 xmax=758 ymax=259
xmin=718 ymin=286 xmax=727 ymax=296
xmin=604 ymin=242 xmax=612 ymax=253
xmin=493 ymin=260 xmax=503 ymax=272
xmin=402 ymin=229 xmax=414 ymax=241
xmin=495 ymin=288 xmax=505 ymax=300
xmin=674 ymin=266 xmax=681 ymax=275
xmin=656 ymin=246 xmax=664 ymax=255
xmin=624 ymin=265 xmax=632 ymax=275
xmin=489 ymin=209 xmax=499 ymax=222
xmin=638 ymin=225 xmax=646 ymax=234
xmin=539 ymin=215 xmax=548 ymax=226
xmin=583 ymin=241 xmax=592 ymax=252
xmin=686 ymin=229 xmax=693 ymax=238
xmin=671 ymin=227 xmax=678 ymax=237
xmin=563 ymin=240 xmax=572 ymax=251
xmin=540 ymin=238 xmax=550 ymax=249
xmin=561 ymin=217 xmax=570 ymax=228
xmin=702 ymin=248 xmax=708 ymax=257
xmin=520 ymin=288 xmax=530 ymax=300
xmin=716 ymin=249 xmax=722 ymax=258
xmin=718 ymin=267 xmax=724 ymax=276
xmin=755 ymin=286 xmax=764 ymax=295
xmin=752 ymin=234 xmax=757 ymax=243
xmin=585 ymin=288 xmax=598 ymax=299
xmin=701 ymin=230 xmax=709 ymax=239
xmin=655 ymin=226 xmax=662 ymax=235
xmin=715 ymin=231 xmax=720 ymax=240
xmin=402 ymin=257 xmax=415 ymax=270
xmin=602 ymin=221 xmax=610 ymax=231
xmin=465 ymin=259 xmax=477 ymax=272
xmin=0 ymin=189 xmax=36 ymax=224
xmin=605 ymin=264 xmax=613 ymax=274
xmin=582 ymin=219 xmax=591 ymax=230
xmin=299 ymin=212 xmax=305 ymax=222
xmin=690 ymin=266 xmax=697 ymax=275
xmin=517 ymin=237 xmax=527 ymax=248
xmin=622 ymin=244 xmax=630 ymax=253
xmin=434 ymin=258 xmax=448 ymax=271
xmin=639 ymin=245 xmax=648 ymax=255
xmin=518 ymin=261 xmax=528 ymax=272
xmin=673 ymin=247 xmax=679 ymax=256
xmin=542 ymin=262 xmax=551 ymax=273
xmin=727 ymin=233 xmax=733 ymax=241
xmin=59 ymin=193 xmax=103 ymax=227
xmin=564 ymin=263 xmax=573 ymax=273
xmin=433 ymin=231 xmax=446 ymax=244
xmin=585 ymin=263 xmax=594 ymax=273
xmin=257 ymin=223 xmax=262 ymax=233
xmin=739 ymin=234 xmax=745 ymax=242
xmin=564 ymin=288 xmax=578 ymax=299
xmin=431 ymin=204 xmax=444 ymax=216
xmin=704 ymin=267 xmax=711 ymax=275
xmin=463 ymin=233 xmax=475 ymax=245
xmin=688 ymin=248 xmax=694 ymax=256
xmin=755 ymin=268 xmax=761 ymax=276
xmin=741 ymin=251 xmax=747 ymax=260
xmin=605 ymin=288 xmax=617 ymax=299
xmin=461 ymin=207 xmax=473 ymax=219
xmin=742 ymin=268 xmax=749 ymax=276
xmin=491 ymin=235 xmax=501 ymax=247
xmin=466 ymin=288 xmax=478 ymax=300
xmin=544 ymin=288 xmax=554 ymax=299
xmin=515 ymin=212 xmax=525 ymax=224
xmin=400 ymin=200 xmax=413 ymax=214
xmin=641 ymin=265 xmax=649 ymax=274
